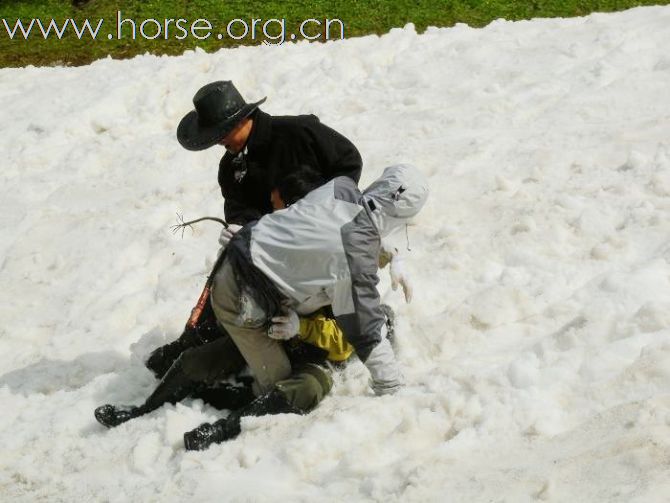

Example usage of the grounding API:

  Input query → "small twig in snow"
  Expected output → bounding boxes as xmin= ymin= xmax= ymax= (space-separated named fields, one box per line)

xmin=171 ymin=213 xmax=228 ymax=239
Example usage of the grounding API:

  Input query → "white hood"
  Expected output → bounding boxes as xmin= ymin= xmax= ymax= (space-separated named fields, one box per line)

xmin=363 ymin=164 xmax=429 ymax=236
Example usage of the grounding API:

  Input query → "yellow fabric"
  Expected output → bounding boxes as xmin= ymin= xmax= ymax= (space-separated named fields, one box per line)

xmin=298 ymin=314 xmax=354 ymax=362
xmin=378 ymin=247 xmax=393 ymax=269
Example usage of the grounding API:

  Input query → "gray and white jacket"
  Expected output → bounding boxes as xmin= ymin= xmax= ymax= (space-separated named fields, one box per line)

xmin=236 ymin=164 xmax=429 ymax=392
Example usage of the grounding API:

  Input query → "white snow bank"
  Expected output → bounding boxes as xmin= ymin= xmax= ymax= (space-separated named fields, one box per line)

xmin=1 ymin=6 xmax=670 ymax=502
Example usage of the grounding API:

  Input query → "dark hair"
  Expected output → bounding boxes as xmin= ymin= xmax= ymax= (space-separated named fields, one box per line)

xmin=275 ymin=165 xmax=325 ymax=206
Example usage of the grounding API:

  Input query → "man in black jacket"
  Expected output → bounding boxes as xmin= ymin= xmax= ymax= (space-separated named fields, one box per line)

xmin=177 ymin=80 xmax=362 ymax=225
xmin=143 ymin=81 xmax=364 ymax=378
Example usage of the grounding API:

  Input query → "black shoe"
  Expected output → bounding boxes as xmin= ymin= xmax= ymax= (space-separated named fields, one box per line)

xmin=94 ymin=404 xmax=140 ymax=428
xmin=183 ymin=388 xmax=303 ymax=451
xmin=184 ymin=417 xmax=237 ymax=451
xmin=145 ymin=339 xmax=185 ymax=379
xmin=146 ymin=304 xmax=226 ymax=378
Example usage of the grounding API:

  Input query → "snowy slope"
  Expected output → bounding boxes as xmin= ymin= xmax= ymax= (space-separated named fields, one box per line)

xmin=1 ymin=6 xmax=670 ymax=502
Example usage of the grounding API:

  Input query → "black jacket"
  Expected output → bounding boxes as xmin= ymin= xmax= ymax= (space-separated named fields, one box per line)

xmin=217 ymin=110 xmax=362 ymax=225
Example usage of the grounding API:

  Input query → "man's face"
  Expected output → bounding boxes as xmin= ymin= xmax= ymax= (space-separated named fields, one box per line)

xmin=219 ymin=118 xmax=252 ymax=153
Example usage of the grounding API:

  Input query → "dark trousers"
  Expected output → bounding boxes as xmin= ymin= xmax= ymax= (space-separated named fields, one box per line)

xmin=181 ymin=258 xmax=333 ymax=411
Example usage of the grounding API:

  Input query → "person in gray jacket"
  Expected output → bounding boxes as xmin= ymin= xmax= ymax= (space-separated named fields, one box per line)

xmin=95 ymin=164 xmax=428 ymax=451
xmin=218 ymin=163 xmax=428 ymax=392
xmin=179 ymin=163 xmax=428 ymax=449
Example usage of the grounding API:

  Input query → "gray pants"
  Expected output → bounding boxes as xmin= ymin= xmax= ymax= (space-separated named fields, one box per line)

xmin=209 ymin=258 xmax=292 ymax=395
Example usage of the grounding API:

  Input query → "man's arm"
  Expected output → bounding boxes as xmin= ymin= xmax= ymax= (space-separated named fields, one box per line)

xmin=218 ymin=154 xmax=264 ymax=225
xmin=305 ymin=117 xmax=363 ymax=184
xmin=333 ymin=217 xmax=404 ymax=394
xmin=223 ymin=197 xmax=263 ymax=226
xmin=333 ymin=271 xmax=404 ymax=396
xmin=332 ymin=270 xmax=385 ymax=362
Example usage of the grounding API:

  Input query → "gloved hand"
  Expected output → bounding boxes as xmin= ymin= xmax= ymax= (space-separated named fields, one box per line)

xmin=390 ymin=254 xmax=413 ymax=303
xmin=218 ymin=223 xmax=243 ymax=248
xmin=268 ymin=308 xmax=300 ymax=340
xmin=364 ymin=338 xmax=404 ymax=395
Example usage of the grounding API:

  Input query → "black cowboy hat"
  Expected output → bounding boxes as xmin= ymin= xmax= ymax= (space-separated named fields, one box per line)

xmin=177 ymin=81 xmax=266 ymax=151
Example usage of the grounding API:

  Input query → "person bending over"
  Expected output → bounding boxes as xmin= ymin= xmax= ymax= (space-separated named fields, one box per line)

xmin=95 ymin=164 xmax=428 ymax=451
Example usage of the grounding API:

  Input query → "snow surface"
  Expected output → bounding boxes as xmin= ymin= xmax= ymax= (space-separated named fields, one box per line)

xmin=2 ymin=6 xmax=670 ymax=502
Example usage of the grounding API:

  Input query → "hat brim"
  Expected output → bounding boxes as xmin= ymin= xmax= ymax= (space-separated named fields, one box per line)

xmin=177 ymin=97 xmax=266 ymax=151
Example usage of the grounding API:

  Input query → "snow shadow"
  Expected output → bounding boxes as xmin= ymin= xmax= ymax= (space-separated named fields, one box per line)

xmin=0 ymin=350 xmax=127 ymax=396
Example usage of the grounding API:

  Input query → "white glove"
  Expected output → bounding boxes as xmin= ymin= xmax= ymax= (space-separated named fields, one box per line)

xmin=268 ymin=309 xmax=300 ymax=340
xmin=364 ymin=338 xmax=404 ymax=395
xmin=218 ymin=223 xmax=242 ymax=248
xmin=390 ymin=254 xmax=413 ymax=304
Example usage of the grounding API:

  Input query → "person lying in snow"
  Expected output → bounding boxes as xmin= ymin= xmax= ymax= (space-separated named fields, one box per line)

xmin=95 ymin=163 xmax=428 ymax=451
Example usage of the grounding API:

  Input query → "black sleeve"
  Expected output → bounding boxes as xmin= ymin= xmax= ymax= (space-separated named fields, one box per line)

xmin=223 ymin=197 xmax=263 ymax=226
xmin=307 ymin=117 xmax=362 ymax=184
xmin=218 ymin=154 xmax=264 ymax=225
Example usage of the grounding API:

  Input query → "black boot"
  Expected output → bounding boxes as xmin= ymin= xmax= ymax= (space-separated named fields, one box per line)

xmin=93 ymin=404 xmax=137 ymax=428
xmin=95 ymin=355 xmax=197 ymax=428
xmin=145 ymin=303 xmax=225 ymax=378
xmin=184 ymin=388 xmax=303 ymax=451
xmin=145 ymin=338 xmax=187 ymax=380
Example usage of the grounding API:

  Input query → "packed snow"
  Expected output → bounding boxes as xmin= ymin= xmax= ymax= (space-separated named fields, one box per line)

xmin=1 ymin=5 xmax=670 ymax=502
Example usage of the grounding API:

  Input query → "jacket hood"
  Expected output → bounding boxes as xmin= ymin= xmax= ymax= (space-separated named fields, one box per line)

xmin=363 ymin=164 xmax=429 ymax=236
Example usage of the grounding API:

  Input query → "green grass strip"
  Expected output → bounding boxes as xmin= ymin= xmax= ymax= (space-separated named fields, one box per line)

xmin=0 ymin=0 xmax=667 ymax=67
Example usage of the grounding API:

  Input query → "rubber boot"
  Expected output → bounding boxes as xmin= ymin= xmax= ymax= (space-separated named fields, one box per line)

xmin=145 ymin=303 xmax=225 ymax=378
xmin=95 ymin=355 xmax=196 ymax=428
xmin=183 ymin=388 xmax=302 ymax=451
xmin=145 ymin=337 xmax=187 ymax=380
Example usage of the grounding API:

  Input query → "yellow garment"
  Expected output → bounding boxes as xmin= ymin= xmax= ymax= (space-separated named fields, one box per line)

xmin=298 ymin=314 xmax=353 ymax=362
